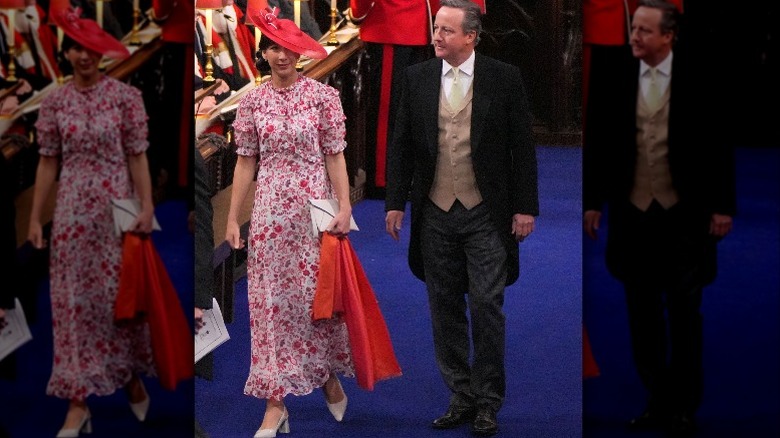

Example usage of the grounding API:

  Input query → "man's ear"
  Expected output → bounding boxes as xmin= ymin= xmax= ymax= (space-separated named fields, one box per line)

xmin=662 ymin=31 xmax=675 ymax=46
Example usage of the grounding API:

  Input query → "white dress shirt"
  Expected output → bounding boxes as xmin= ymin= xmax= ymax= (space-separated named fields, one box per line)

xmin=639 ymin=51 xmax=673 ymax=101
xmin=442 ymin=51 xmax=476 ymax=103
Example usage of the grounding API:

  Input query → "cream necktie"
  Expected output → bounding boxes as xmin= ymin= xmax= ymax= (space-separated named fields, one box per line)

xmin=646 ymin=67 xmax=661 ymax=111
xmin=449 ymin=66 xmax=463 ymax=108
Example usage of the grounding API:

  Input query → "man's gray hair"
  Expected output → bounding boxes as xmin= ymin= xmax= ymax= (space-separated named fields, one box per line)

xmin=439 ymin=0 xmax=483 ymax=45
xmin=637 ymin=0 xmax=680 ymax=37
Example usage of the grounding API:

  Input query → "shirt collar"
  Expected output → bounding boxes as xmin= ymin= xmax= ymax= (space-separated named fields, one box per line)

xmin=640 ymin=51 xmax=673 ymax=77
xmin=442 ymin=51 xmax=476 ymax=77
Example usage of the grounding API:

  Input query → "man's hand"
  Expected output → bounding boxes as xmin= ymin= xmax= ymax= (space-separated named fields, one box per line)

xmin=385 ymin=210 xmax=404 ymax=241
xmin=710 ymin=213 xmax=733 ymax=238
xmin=583 ymin=210 xmax=602 ymax=240
xmin=512 ymin=214 xmax=534 ymax=242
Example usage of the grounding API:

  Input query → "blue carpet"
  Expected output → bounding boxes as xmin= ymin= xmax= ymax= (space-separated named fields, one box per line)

xmin=583 ymin=147 xmax=780 ymax=437
xmin=0 ymin=200 xmax=195 ymax=438
xmin=195 ymin=146 xmax=582 ymax=437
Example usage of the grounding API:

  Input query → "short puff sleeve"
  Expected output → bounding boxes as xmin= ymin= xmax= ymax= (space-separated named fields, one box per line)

xmin=121 ymin=86 xmax=150 ymax=155
xmin=318 ymin=86 xmax=347 ymax=155
xmin=232 ymin=93 xmax=259 ymax=157
xmin=35 ymin=94 xmax=62 ymax=157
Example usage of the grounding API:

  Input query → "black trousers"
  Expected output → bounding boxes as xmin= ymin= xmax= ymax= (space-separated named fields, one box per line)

xmin=624 ymin=280 xmax=704 ymax=415
xmin=612 ymin=201 xmax=708 ymax=415
xmin=420 ymin=200 xmax=508 ymax=412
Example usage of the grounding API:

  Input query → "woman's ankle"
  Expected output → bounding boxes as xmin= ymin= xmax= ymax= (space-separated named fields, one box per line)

xmin=68 ymin=399 xmax=87 ymax=410
xmin=266 ymin=398 xmax=285 ymax=410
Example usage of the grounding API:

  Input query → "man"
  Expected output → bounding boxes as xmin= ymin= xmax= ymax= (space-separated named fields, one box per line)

xmin=583 ymin=0 xmax=735 ymax=435
xmin=385 ymin=1 xmax=538 ymax=435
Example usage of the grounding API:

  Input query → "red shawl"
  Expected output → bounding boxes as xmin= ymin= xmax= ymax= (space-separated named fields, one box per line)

xmin=115 ymin=233 xmax=194 ymax=390
xmin=313 ymin=233 xmax=402 ymax=390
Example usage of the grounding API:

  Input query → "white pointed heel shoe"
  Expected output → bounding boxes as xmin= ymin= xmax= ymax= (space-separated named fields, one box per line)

xmin=128 ymin=378 xmax=150 ymax=422
xmin=56 ymin=408 xmax=92 ymax=438
xmin=325 ymin=376 xmax=348 ymax=422
xmin=254 ymin=407 xmax=289 ymax=438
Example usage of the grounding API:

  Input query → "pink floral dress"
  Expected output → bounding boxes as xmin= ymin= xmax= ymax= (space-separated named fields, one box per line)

xmin=35 ymin=76 xmax=154 ymax=400
xmin=232 ymin=75 xmax=354 ymax=399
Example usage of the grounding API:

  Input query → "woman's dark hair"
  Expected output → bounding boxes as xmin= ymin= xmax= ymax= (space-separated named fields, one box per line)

xmin=61 ymin=35 xmax=78 ymax=53
xmin=56 ymin=35 xmax=79 ymax=76
xmin=254 ymin=36 xmax=275 ymax=74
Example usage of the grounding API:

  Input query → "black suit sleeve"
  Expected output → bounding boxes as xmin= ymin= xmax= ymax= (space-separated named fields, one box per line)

xmin=506 ymin=65 xmax=539 ymax=216
xmin=385 ymin=66 xmax=416 ymax=212
xmin=194 ymin=150 xmax=214 ymax=310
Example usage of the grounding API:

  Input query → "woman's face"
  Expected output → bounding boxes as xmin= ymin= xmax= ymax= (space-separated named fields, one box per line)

xmin=65 ymin=45 xmax=102 ymax=80
xmin=262 ymin=43 xmax=300 ymax=80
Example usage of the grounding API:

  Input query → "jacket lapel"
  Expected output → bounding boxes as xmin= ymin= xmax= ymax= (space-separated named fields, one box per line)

xmin=470 ymin=53 xmax=491 ymax=152
xmin=423 ymin=59 xmax=443 ymax=156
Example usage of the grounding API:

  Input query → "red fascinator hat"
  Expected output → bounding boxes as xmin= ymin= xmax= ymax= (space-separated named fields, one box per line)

xmin=52 ymin=8 xmax=130 ymax=60
xmin=248 ymin=7 xmax=327 ymax=60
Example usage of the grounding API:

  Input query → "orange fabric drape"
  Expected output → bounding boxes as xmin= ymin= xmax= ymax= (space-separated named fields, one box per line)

xmin=583 ymin=325 xmax=600 ymax=378
xmin=116 ymin=233 xmax=194 ymax=390
xmin=313 ymin=234 xmax=402 ymax=390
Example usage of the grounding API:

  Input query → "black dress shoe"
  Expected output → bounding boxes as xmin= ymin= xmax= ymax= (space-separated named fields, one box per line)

xmin=628 ymin=409 xmax=668 ymax=430
xmin=432 ymin=405 xmax=477 ymax=429
xmin=667 ymin=413 xmax=696 ymax=437
xmin=471 ymin=406 xmax=498 ymax=436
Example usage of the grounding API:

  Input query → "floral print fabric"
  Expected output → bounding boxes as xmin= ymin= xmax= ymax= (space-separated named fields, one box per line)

xmin=233 ymin=75 xmax=354 ymax=399
xmin=35 ymin=76 xmax=154 ymax=399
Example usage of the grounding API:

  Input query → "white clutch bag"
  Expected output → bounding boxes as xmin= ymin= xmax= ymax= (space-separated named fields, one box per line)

xmin=308 ymin=199 xmax=359 ymax=237
xmin=111 ymin=199 xmax=162 ymax=236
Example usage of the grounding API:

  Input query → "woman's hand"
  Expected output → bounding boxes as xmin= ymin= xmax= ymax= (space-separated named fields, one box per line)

xmin=130 ymin=208 xmax=155 ymax=234
xmin=27 ymin=220 xmax=46 ymax=249
xmin=225 ymin=220 xmax=245 ymax=250
xmin=195 ymin=308 xmax=204 ymax=333
xmin=326 ymin=210 xmax=352 ymax=237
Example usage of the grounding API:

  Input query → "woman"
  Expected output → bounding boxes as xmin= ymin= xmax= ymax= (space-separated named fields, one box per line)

xmin=27 ymin=9 xmax=153 ymax=437
xmin=225 ymin=7 xmax=353 ymax=438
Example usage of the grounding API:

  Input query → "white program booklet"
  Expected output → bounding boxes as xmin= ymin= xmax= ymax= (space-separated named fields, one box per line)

xmin=195 ymin=298 xmax=230 ymax=363
xmin=0 ymin=298 xmax=33 ymax=361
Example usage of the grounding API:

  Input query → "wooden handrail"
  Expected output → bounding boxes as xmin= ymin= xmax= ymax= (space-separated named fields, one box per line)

xmin=195 ymin=79 xmax=226 ymax=105
xmin=0 ymin=82 xmax=23 ymax=103
xmin=106 ymin=38 xmax=167 ymax=81
xmin=303 ymin=37 xmax=365 ymax=82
